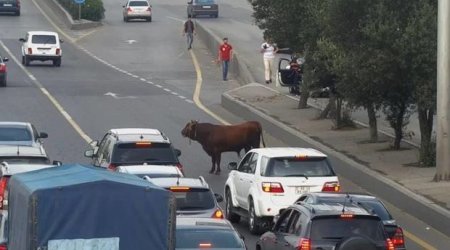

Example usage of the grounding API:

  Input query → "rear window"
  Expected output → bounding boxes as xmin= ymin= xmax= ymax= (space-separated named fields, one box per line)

xmin=356 ymin=201 xmax=392 ymax=221
xmin=31 ymin=35 xmax=57 ymax=44
xmin=263 ymin=157 xmax=334 ymax=177
xmin=195 ymin=0 xmax=215 ymax=4
xmin=311 ymin=216 xmax=386 ymax=241
xmin=176 ymin=228 xmax=244 ymax=249
xmin=129 ymin=1 xmax=148 ymax=6
xmin=0 ymin=157 xmax=49 ymax=164
xmin=112 ymin=142 xmax=178 ymax=164
xmin=0 ymin=128 xmax=32 ymax=141
xmin=137 ymin=173 xmax=181 ymax=179
xmin=170 ymin=188 xmax=215 ymax=210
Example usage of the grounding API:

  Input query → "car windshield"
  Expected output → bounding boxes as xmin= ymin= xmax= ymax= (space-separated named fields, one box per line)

xmin=129 ymin=1 xmax=148 ymax=6
xmin=264 ymin=157 xmax=334 ymax=177
xmin=311 ymin=217 xmax=385 ymax=241
xmin=176 ymin=228 xmax=244 ymax=249
xmin=0 ymin=128 xmax=32 ymax=141
xmin=112 ymin=142 xmax=178 ymax=164
xmin=0 ymin=156 xmax=50 ymax=164
xmin=170 ymin=188 xmax=215 ymax=210
xmin=31 ymin=35 xmax=57 ymax=44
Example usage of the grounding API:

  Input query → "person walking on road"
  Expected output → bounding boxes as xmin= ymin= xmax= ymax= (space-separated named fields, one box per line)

xmin=182 ymin=17 xmax=196 ymax=50
xmin=217 ymin=37 xmax=233 ymax=81
xmin=260 ymin=38 xmax=278 ymax=84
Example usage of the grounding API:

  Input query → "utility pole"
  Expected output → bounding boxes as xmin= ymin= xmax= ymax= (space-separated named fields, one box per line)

xmin=435 ymin=0 xmax=450 ymax=181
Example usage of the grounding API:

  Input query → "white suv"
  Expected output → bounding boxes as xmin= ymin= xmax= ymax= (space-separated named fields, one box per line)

xmin=19 ymin=31 xmax=63 ymax=67
xmin=224 ymin=147 xmax=340 ymax=234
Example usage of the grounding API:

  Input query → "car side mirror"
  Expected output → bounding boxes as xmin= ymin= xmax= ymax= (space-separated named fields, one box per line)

xmin=228 ymin=162 xmax=237 ymax=170
xmin=2 ymin=57 xmax=8 ymax=62
xmin=59 ymin=39 xmax=64 ymax=43
xmin=122 ymin=5 xmax=126 ymax=7
xmin=214 ymin=193 xmax=224 ymax=203
xmin=19 ymin=38 xmax=25 ymax=42
xmin=84 ymin=149 xmax=95 ymax=158
xmin=52 ymin=160 xmax=62 ymax=166
xmin=38 ymin=132 xmax=48 ymax=139
xmin=175 ymin=149 xmax=181 ymax=157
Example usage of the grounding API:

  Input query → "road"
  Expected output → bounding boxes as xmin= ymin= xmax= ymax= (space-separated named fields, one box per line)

xmin=0 ymin=0 xmax=449 ymax=249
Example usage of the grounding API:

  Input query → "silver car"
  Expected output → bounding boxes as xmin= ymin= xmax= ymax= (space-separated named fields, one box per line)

xmin=123 ymin=0 xmax=152 ymax=22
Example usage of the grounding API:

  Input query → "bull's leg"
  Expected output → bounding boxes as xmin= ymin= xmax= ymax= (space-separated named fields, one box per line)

xmin=215 ymin=153 xmax=222 ymax=175
xmin=209 ymin=156 xmax=216 ymax=174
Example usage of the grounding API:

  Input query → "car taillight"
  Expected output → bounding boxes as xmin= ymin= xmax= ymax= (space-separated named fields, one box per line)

xmin=212 ymin=209 xmax=224 ymax=219
xmin=0 ymin=177 xmax=9 ymax=209
xmin=0 ymin=244 xmax=7 ymax=250
xmin=297 ymin=238 xmax=311 ymax=250
xmin=199 ymin=243 xmax=212 ymax=248
xmin=386 ymin=238 xmax=395 ymax=250
xmin=127 ymin=7 xmax=132 ymax=12
xmin=147 ymin=7 xmax=151 ymax=11
xmin=56 ymin=48 xmax=60 ymax=55
xmin=262 ymin=182 xmax=284 ymax=193
xmin=28 ymin=48 xmax=32 ymax=54
xmin=392 ymin=227 xmax=405 ymax=248
xmin=0 ymin=64 xmax=5 ymax=73
xmin=322 ymin=181 xmax=340 ymax=192
xmin=107 ymin=164 xmax=117 ymax=171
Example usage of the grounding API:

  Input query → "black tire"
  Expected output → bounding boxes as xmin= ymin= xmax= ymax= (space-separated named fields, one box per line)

xmin=124 ymin=17 xmax=128 ymax=22
xmin=15 ymin=11 xmax=20 ymax=16
xmin=214 ymin=13 xmax=218 ymax=18
xmin=0 ymin=79 xmax=6 ymax=87
xmin=24 ymin=56 xmax=30 ymax=66
xmin=248 ymin=199 xmax=261 ymax=234
xmin=337 ymin=236 xmax=377 ymax=250
xmin=225 ymin=189 xmax=240 ymax=223
xmin=21 ymin=56 xmax=25 ymax=65
xmin=147 ymin=16 xmax=152 ymax=22
xmin=53 ymin=58 xmax=61 ymax=67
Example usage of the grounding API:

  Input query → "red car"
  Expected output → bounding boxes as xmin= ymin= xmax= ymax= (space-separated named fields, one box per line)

xmin=0 ymin=56 xmax=8 ymax=87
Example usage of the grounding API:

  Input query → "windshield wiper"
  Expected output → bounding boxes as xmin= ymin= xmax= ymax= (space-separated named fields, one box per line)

xmin=283 ymin=174 xmax=309 ymax=179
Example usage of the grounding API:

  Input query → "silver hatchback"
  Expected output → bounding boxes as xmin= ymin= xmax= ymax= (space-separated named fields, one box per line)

xmin=123 ymin=0 xmax=152 ymax=22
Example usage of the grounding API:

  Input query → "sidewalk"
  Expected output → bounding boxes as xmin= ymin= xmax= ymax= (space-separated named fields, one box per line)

xmin=193 ymin=13 xmax=450 ymax=237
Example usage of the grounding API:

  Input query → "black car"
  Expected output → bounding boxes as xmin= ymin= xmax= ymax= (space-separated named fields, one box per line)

xmin=176 ymin=217 xmax=246 ymax=249
xmin=296 ymin=192 xmax=406 ymax=250
xmin=257 ymin=201 xmax=395 ymax=250
xmin=0 ymin=0 xmax=20 ymax=16
xmin=0 ymin=56 xmax=8 ymax=87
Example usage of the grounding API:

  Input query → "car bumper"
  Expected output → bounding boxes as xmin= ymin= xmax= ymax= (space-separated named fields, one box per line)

xmin=125 ymin=12 xmax=151 ymax=18
xmin=0 ymin=7 xmax=20 ymax=12
xmin=256 ymin=198 xmax=286 ymax=217
xmin=192 ymin=9 xmax=218 ymax=16
xmin=27 ymin=55 xmax=61 ymax=61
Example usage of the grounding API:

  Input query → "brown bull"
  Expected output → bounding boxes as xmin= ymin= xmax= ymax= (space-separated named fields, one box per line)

xmin=181 ymin=120 xmax=266 ymax=174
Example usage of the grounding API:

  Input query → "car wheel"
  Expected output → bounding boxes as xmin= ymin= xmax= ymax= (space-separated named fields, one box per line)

xmin=53 ymin=58 xmax=61 ymax=67
xmin=225 ymin=190 xmax=240 ymax=223
xmin=147 ymin=16 xmax=152 ymax=22
xmin=24 ymin=56 xmax=30 ymax=66
xmin=15 ymin=11 xmax=20 ymax=16
xmin=124 ymin=17 xmax=128 ymax=22
xmin=0 ymin=79 xmax=6 ymax=87
xmin=248 ymin=199 xmax=261 ymax=234
xmin=214 ymin=13 xmax=218 ymax=18
xmin=21 ymin=56 xmax=25 ymax=65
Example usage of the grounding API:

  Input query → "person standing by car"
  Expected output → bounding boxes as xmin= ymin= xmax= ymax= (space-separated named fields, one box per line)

xmin=182 ymin=17 xmax=196 ymax=50
xmin=217 ymin=37 xmax=233 ymax=81
xmin=260 ymin=38 xmax=278 ymax=84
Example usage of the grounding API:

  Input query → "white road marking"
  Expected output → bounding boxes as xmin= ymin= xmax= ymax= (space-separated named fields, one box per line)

xmin=156 ymin=84 xmax=162 ymax=88
xmin=140 ymin=78 xmax=146 ymax=81
xmin=166 ymin=16 xmax=185 ymax=22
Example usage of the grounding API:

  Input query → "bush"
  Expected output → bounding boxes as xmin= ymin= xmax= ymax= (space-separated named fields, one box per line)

xmin=58 ymin=0 xmax=105 ymax=21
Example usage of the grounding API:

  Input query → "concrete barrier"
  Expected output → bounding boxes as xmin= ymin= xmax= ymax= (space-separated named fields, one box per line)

xmin=46 ymin=0 xmax=102 ymax=30
xmin=194 ymin=21 xmax=255 ymax=84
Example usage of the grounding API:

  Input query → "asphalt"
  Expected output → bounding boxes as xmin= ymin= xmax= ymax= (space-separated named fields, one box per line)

xmin=191 ymin=0 xmax=450 ymax=241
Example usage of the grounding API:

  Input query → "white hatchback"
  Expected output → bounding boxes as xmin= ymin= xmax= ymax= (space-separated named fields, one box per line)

xmin=224 ymin=147 xmax=340 ymax=234
xmin=19 ymin=31 xmax=63 ymax=67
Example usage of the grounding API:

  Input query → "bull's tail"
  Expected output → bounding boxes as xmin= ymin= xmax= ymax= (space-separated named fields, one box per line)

xmin=258 ymin=123 xmax=266 ymax=148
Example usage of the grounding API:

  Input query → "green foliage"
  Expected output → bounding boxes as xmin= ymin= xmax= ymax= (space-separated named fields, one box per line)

xmin=58 ymin=0 xmax=105 ymax=21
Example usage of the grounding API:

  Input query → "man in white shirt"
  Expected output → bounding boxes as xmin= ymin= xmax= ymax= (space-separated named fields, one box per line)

xmin=260 ymin=38 xmax=278 ymax=84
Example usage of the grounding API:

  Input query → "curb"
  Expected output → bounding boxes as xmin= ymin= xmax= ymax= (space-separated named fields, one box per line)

xmin=221 ymin=91 xmax=450 ymax=237
xmin=47 ymin=0 xmax=102 ymax=30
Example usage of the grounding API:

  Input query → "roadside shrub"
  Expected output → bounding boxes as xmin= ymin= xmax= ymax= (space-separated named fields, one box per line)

xmin=58 ymin=0 xmax=105 ymax=21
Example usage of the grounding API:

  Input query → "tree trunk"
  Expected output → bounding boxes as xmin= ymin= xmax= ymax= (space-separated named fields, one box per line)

xmin=392 ymin=104 xmax=406 ymax=150
xmin=334 ymin=97 xmax=343 ymax=128
xmin=366 ymin=103 xmax=378 ymax=142
xmin=418 ymin=104 xmax=435 ymax=167
xmin=298 ymin=85 xmax=309 ymax=109
xmin=319 ymin=100 xmax=331 ymax=119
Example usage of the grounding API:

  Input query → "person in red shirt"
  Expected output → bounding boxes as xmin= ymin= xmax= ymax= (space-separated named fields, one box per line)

xmin=217 ymin=37 xmax=233 ymax=81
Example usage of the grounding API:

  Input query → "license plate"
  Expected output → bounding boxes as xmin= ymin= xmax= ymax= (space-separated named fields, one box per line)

xmin=295 ymin=186 xmax=310 ymax=194
xmin=202 ymin=5 xmax=211 ymax=8
xmin=3 ymin=3 xmax=12 ymax=6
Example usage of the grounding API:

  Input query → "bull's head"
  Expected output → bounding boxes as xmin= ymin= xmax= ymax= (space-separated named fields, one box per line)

xmin=181 ymin=120 xmax=198 ymax=143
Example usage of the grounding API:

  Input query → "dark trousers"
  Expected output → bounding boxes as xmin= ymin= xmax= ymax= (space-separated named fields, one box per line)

xmin=222 ymin=60 xmax=229 ymax=80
